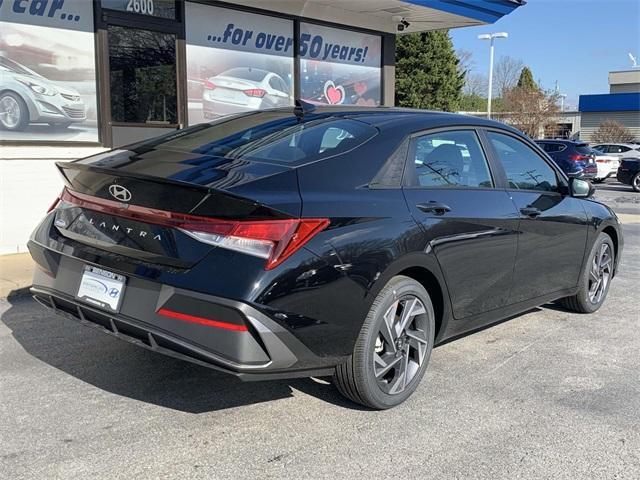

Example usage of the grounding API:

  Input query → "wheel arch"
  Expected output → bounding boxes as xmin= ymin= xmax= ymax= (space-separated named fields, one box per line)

xmin=365 ymin=253 xmax=452 ymax=343
xmin=397 ymin=266 xmax=445 ymax=342
xmin=0 ymin=88 xmax=34 ymax=123
xmin=601 ymin=224 xmax=622 ymax=277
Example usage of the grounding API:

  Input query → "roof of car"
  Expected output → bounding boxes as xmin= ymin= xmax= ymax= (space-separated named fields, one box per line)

xmin=593 ymin=142 xmax=638 ymax=147
xmin=291 ymin=105 xmax=524 ymax=134
xmin=535 ymin=139 xmax=586 ymax=145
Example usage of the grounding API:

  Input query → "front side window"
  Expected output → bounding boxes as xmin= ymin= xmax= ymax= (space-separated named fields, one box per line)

xmin=488 ymin=132 xmax=559 ymax=192
xmin=108 ymin=26 xmax=177 ymax=124
xmin=409 ymin=130 xmax=493 ymax=188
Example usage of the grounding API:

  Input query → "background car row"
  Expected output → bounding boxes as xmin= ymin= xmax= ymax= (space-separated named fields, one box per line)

xmin=536 ymin=139 xmax=640 ymax=192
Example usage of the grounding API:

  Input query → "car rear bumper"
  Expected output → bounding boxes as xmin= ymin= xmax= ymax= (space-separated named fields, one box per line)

xmin=28 ymin=241 xmax=333 ymax=381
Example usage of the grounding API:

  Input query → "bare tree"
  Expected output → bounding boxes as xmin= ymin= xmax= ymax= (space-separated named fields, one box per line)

xmin=502 ymin=86 xmax=560 ymax=138
xmin=463 ymin=73 xmax=488 ymax=97
xmin=456 ymin=49 xmax=474 ymax=75
xmin=592 ymin=120 xmax=635 ymax=143
xmin=493 ymin=55 xmax=524 ymax=97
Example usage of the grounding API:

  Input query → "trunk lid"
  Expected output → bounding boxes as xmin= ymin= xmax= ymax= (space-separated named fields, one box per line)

xmin=54 ymin=147 xmax=300 ymax=267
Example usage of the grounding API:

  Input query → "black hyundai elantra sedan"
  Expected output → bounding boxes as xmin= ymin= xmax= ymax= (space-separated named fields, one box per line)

xmin=28 ymin=104 xmax=623 ymax=409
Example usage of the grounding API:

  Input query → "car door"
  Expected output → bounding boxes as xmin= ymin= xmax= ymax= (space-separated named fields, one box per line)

xmin=402 ymin=128 xmax=520 ymax=319
xmin=484 ymin=130 xmax=589 ymax=304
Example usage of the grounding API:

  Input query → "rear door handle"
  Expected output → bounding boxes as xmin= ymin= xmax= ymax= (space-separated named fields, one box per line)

xmin=520 ymin=207 xmax=541 ymax=218
xmin=416 ymin=202 xmax=452 ymax=215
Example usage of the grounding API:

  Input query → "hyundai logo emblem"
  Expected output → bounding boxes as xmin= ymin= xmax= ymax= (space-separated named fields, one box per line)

xmin=108 ymin=184 xmax=132 ymax=202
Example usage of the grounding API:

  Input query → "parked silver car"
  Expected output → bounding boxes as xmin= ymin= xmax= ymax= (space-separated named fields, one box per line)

xmin=591 ymin=143 xmax=640 ymax=160
xmin=0 ymin=55 xmax=86 ymax=131
xmin=202 ymin=67 xmax=292 ymax=118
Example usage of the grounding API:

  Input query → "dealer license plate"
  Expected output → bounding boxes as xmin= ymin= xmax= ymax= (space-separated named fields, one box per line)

xmin=76 ymin=265 xmax=126 ymax=313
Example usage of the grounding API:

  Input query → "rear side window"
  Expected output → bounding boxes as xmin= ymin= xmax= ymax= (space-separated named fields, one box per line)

xmin=140 ymin=112 xmax=377 ymax=165
xmin=538 ymin=143 xmax=565 ymax=153
xmin=409 ymin=130 xmax=493 ymax=188
xmin=488 ymin=132 xmax=559 ymax=192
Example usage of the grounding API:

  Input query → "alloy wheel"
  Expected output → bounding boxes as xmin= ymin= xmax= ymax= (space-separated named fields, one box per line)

xmin=588 ymin=243 xmax=612 ymax=304
xmin=0 ymin=95 xmax=21 ymax=129
xmin=633 ymin=174 xmax=640 ymax=190
xmin=373 ymin=296 xmax=429 ymax=395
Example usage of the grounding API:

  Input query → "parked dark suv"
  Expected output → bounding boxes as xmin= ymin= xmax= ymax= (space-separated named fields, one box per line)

xmin=28 ymin=106 xmax=623 ymax=409
xmin=535 ymin=140 xmax=597 ymax=179
xmin=617 ymin=158 xmax=640 ymax=192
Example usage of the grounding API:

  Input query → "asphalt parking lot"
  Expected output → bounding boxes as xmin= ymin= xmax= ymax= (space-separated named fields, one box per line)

xmin=1 ymin=181 xmax=638 ymax=480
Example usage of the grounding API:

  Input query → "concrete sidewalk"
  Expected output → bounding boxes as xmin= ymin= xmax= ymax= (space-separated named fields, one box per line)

xmin=0 ymin=253 xmax=34 ymax=299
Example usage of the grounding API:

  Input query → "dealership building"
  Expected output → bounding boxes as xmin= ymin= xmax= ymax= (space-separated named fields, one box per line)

xmin=0 ymin=0 xmax=524 ymax=254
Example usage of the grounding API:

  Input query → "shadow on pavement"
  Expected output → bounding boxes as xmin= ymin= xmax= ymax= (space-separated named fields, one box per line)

xmin=1 ymin=296 xmax=367 ymax=413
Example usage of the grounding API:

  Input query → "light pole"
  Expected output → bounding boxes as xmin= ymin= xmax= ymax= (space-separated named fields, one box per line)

xmin=559 ymin=94 xmax=567 ymax=112
xmin=478 ymin=32 xmax=508 ymax=118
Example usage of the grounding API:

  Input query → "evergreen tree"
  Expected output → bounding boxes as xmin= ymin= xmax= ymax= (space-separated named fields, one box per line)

xmin=395 ymin=31 xmax=464 ymax=111
xmin=459 ymin=94 xmax=487 ymax=112
xmin=516 ymin=66 xmax=538 ymax=91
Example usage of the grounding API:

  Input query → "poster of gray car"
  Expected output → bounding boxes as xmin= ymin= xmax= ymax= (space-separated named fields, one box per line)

xmin=185 ymin=3 xmax=294 ymax=125
xmin=0 ymin=0 xmax=98 ymax=142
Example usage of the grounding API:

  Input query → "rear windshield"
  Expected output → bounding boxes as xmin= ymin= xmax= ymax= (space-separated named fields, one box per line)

xmin=139 ymin=111 xmax=378 ymax=165
xmin=220 ymin=68 xmax=268 ymax=82
xmin=574 ymin=144 xmax=592 ymax=155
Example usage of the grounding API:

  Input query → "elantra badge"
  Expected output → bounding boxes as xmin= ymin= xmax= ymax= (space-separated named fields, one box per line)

xmin=108 ymin=184 xmax=132 ymax=202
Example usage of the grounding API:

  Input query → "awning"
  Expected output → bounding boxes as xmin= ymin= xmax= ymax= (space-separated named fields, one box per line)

xmin=222 ymin=0 xmax=526 ymax=34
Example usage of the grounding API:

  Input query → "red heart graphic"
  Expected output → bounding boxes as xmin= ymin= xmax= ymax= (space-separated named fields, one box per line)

xmin=324 ymin=81 xmax=344 ymax=105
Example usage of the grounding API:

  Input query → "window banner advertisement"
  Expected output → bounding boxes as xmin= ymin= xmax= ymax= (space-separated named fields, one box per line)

xmin=299 ymin=23 xmax=381 ymax=107
xmin=185 ymin=3 xmax=294 ymax=125
xmin=0 ymin=0 xmax=98 ymax=142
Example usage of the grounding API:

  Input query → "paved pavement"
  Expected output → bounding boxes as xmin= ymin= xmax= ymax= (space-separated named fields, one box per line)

xmin=0 ymin=254 xmax=34 ymax=299
xmin=0 ymin=181 xmax=638 ymax=479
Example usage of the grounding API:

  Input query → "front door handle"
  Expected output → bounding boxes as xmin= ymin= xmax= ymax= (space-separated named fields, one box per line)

xmin=520 ymin=207 xmax=541 ymax=218
xmin=416 ymin=202 xmax=452 ymax=215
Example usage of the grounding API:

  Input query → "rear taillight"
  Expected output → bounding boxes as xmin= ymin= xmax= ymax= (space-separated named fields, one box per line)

xmin=47 ymin=193 xmax=62 ymax=213
xmin=569 ymin=154 xmax=589 ymax=162
xmin=243 ymin=88 xmax=266 ymax=98
xmin=180 ymin=218 xmax=329 ymax=269
xmin=59 ymin=189 xmax=329 ymax=270
xmin=203 ymin=80 xmax=216 ymax=90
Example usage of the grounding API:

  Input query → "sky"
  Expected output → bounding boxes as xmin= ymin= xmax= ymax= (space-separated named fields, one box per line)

xmin=449 ymin=0 xmax=640 ymax=110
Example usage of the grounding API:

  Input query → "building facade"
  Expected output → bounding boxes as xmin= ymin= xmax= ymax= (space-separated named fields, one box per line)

xmin=578 ymin=69 xmax=640 ymax=142
xmin=0 ymin=0 xmax=523 ymax=254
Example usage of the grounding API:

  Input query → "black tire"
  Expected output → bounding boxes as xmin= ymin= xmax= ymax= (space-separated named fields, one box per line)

xmin=333 ymin=275 xmax=435 ymax=409
xmin=632 ymin=172 xmax=640 ymax=193
xmin=558 ymin=232 xmax=615 ymax=313
xmin=0 ymin=92 xmax=29 ymax=131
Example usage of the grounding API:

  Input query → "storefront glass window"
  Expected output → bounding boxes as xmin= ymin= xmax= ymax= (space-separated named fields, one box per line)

xmin=184 ymin=3 xmax=294 ymax=125
xmin=108 ymin=26 xmax=177 ymax=124
xmin=299 ymin=23 xmax=382 ymax=106
xmin=101 ymin=0 xmax=176 ymax=19
xmin=0 ymin=0 xmax=98 ymax=142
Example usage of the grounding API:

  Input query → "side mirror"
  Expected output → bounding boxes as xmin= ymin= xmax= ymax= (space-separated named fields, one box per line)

xmin=570 ymin=177 xmax=595 ymax=198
